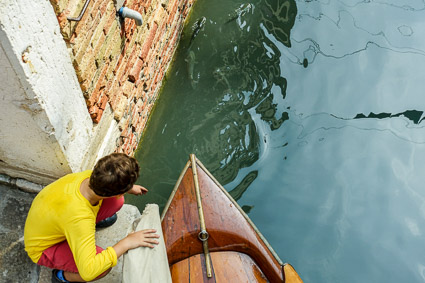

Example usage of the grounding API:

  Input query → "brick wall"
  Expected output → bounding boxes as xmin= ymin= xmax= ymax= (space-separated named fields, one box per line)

xmin=49 ymin=0 xmax=194 ymax=156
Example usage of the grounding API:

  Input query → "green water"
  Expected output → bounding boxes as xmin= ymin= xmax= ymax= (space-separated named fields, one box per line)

xmin=127 ymin=0 xmax=425 ymax=282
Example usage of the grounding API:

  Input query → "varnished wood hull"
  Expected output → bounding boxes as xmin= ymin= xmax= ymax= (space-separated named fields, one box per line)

xmin=161 ymin=155 xmax=302 ymax=282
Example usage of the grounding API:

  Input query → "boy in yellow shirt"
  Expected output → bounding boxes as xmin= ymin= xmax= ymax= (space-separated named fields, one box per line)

xmin=24 ymin=153 xmax=159 ymax=282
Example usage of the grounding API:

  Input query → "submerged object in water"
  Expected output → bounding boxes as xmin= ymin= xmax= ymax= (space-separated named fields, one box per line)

xmin=189 ymin=17 xmax=207 ymax=48
xmin=185 ymin=50 xmax=198 ymax=89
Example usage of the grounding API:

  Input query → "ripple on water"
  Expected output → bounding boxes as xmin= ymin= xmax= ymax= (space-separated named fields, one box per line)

xmin=132 ymin=0 xmax=425 ymax=282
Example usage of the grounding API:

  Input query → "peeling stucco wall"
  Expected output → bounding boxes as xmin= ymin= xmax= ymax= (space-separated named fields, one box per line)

xmin=0 ymin=44 xmax=70 ymax=184
xmin=0 ymin=0 xmax=109 ymax=184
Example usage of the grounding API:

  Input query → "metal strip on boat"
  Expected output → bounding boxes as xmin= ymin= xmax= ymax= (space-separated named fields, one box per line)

xmin=195 ymin=156 xmax=284 ymax=267
xmin=190 ymin=154 xmax=213 ymax=278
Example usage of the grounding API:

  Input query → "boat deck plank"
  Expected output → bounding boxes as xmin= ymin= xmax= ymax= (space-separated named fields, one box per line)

xmin=170 ymin=251 xmax=268 ymax=282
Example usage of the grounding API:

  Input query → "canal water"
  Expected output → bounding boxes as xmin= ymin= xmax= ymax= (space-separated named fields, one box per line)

xmin=126 ymin=0 xmax=425 ymax=282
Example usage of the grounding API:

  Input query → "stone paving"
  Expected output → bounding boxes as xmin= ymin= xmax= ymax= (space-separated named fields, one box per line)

xmin=0 ymin=183 xmax=39 ymax=283
xmin=0 ymin=183 xmax=141 ymax=283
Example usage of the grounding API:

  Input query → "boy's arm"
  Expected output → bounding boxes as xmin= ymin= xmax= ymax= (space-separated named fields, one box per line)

xmin=126 ymin=184 xmax=148 ymax=196
xmin=65 ymin=210 xmax=159 ymax=281
xmin=65 ymin=216 xmax=117 ymax=281
xmin=113 ymin=229 xmax=160 ymax=258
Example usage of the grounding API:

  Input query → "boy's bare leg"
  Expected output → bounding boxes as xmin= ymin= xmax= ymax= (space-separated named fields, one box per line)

xmin=64 ymin=268 xmax=111 ymax=282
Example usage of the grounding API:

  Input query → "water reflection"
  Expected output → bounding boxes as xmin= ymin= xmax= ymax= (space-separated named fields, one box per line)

xmin=261 ymin=0 xmax=297 ymax=47
xmin=354 ymin=110 xmax=424 ymax=124
xmin=229 ymin=170 xmax=258 ymax=201
xmin=170 ymin=0 xmax=298 ymax=184
xmin=129 ymin=0 xmax=425 ymax=282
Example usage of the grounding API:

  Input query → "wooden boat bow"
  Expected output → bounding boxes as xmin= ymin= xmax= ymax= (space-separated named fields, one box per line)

xmin=161 ymin=154 xmax=302 ymax=282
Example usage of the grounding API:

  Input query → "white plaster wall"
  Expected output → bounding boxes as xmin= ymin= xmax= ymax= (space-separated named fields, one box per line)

xmin=0 ymin=0 xmax=95 ymax=184
xmin=0 ymin=45 xmax=70 ymax=184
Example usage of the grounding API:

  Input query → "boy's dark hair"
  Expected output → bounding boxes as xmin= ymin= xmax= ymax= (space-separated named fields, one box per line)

xmin=89 ymin=153 xmax=140 ymax=197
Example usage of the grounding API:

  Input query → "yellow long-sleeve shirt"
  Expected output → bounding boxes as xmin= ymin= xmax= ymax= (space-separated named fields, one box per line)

xmin=24 ymin=170 xmax=117 ymax=281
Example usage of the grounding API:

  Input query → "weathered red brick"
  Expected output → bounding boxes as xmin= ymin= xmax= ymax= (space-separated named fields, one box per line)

xmin=140 ymin=22 xmax=158 ymax=61
xmin=108 ymin=82 xmax=121 ymax=109
xmin=87 ymin=95 xmax=96 ymax=108
xmin=121 ymin=81 xmax=134 ymax=98
xmin=167 ymin=0 xmax=179 ymax=26
xmin=98 ymin=0 xmax=110 ymax=16
xmin=130 ymin=106 xmax=138 ymax=123
xmin=89 ymin=63 xmax=109 ymax=99
xmin=124 ymin=20 xmax=136 ymax=38
xmin=135 ymin=115 xmax=144 ymax=134
xmin=133 ymin=85 xmax=143 ymax=99
xmin=113 ymin=54 xmax=129 ymax=85
xmin=114 ymin=54 xmax=126 ymax=73
xmin=57 ymin=9 xmax=70 ymax=29
xmin=103 ymin=12 xmax=116 ymax=35
xmin=72 ymin=0 xmax=97 ymax=37
xmin=93 ymin=109 xmax=104 ymax=123
xmin=120 ymin=122 xmax=129 ymax=136
xmin=123 ymin=142 xmax=131 ymax=155
xmin=128 ymin=132 xmax=135 ymax=146
xmin=89 ymin=105 xmax=99 ymax=119
xmin=121 ymin=48 xmax=139 ymax=82
xmin=128 ymin=58 xmax=144 ymax=83
xmin=98 ymin=92 xmax=108 ymax=109
xmin=144 ymin=0 xmax=152 ymax=11
xmin=80 ymin=78 xmax=91 ymax=93
xmin=153 ymin=6 xmax=167 ymax=26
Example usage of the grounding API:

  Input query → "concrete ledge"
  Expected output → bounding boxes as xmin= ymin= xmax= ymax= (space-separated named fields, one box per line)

xmin=0 ymin=173 xmax=44 ymax=193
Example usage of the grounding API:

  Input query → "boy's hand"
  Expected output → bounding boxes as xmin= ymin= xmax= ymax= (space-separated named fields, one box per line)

xmin=128 ymin=185 xmax=148 ymax=196
xmin=126 ymin=229 xmax=160 ymax=249
xmin=114 ymin=229 xmax=159 ymax=257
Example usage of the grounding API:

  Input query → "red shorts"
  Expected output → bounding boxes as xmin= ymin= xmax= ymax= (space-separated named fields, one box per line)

xmin=37 ymin=196 xmax=124 ymax=273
